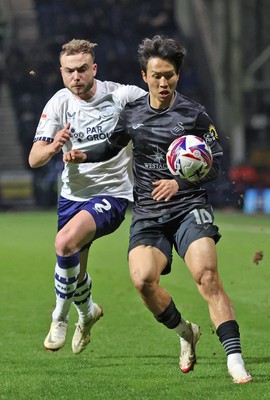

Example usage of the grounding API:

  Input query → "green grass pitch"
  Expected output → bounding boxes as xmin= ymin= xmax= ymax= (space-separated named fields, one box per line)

xmin=0 ymin=209 xmax=269 ymax=399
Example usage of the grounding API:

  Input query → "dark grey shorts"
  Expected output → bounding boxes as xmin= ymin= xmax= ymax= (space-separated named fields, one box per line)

xmin=128 ymin=205 xmax=221 ymax=274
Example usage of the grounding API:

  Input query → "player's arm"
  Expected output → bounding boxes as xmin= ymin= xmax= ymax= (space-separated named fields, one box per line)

xmin=64 ymin=128 xmax=131 ymax=164
xmin=171 ymin=113 xmax=223 ymax=190
xmin=198 ymin=155 xmax=222 ymax=184
xmin=192 ymin=112 xmax=223 ymax=184
xmin=173 ymin=155 xmax=222 ymax=190
xmin=84 ymin=133 xmax=127 ymax=162
xmin=171 ymin=155 xmax=222 ymax=191
xmin=63 ymin=140 xmax=122 ymax=163
xmin=84 ymin=124 xmax=131 ymax=163
xmin=29 ymin=123 xmax=71 ymax=168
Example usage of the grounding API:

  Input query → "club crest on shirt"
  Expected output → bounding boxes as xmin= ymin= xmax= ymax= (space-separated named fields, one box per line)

xmin=170 ymin=121 xmax=185 ymax=136
xmin=100 ymin=105 xmax=115 ymax=119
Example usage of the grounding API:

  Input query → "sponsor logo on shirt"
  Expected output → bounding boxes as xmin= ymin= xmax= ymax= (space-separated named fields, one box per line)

xmin=132 ymin=123 xmax=144 ymax=129
xmin=71 ymin=125 xmax=110 ymax=143
xmin=67 ymin=112 xmax=76 ymax=118
xmin=144 ymin=146 xmax=167 ymax=170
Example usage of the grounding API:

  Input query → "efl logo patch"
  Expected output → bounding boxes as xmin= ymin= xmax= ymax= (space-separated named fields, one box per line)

xmin=209 ymin=124 xmax=218 ymax=139
xmin=38 ymin=114 xmax=48 ymax=129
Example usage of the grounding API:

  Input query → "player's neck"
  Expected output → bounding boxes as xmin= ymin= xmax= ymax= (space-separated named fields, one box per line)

xmin=149 ymin=92 xmax=176 ymax=110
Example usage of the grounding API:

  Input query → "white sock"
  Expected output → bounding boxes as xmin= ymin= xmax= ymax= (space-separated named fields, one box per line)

xmin=52 ymin=254 xmax=80 ymax=321
xmin=73 ymin=273 xmax=94 ymax=324
xmin=174 ymin=318 xmax=192 ymax=341
xmin=227 ymin=353 xmax=245 ymax=370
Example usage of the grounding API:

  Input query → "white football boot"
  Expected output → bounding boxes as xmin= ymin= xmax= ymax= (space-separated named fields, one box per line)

xmin=72 ymin=303 xmax=103 ymax=354
xmin=179 ymin=322 xmax=201 ymax=373
xmin=44 ymin=319 xmax=68 ymax=351
xmin=228 ymin=366 xmax=253 ymax=384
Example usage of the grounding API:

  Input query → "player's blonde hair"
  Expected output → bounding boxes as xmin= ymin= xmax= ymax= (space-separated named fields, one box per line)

xmin=59 ymin=39 xmax=97 ymax=62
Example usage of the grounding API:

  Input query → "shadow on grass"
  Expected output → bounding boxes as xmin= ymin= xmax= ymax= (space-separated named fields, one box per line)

xmin=246 ymin=356 xmax=270 ymax=364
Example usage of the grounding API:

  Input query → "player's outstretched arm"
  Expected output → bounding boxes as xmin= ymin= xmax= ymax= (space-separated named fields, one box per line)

xmin=63 ymin=128 xmax=131 ymax=164
xmin=64 ymin=136 xmax=128 ymax=164
xmin=63 ymin=142 xmax=120 ymax=164
xmin=29 ymin=123 xmax=71 ymax=168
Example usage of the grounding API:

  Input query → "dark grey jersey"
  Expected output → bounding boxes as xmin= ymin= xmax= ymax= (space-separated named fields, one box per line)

xmin=85 ymin=92 xmax=223 ymax=219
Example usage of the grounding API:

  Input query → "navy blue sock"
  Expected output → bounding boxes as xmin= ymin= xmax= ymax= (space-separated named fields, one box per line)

xmin=155 ymin=300 xmax=181 ymax=329
xmin=216 ymin=320 xmax=242 ymax=356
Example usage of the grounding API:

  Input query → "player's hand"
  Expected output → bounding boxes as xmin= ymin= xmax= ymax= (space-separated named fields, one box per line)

xmin=151 ymin=179 xmax=179 ymax=202
xmin=63 ymin=150 xmax=87 ymax=163
xmin=53 ymin=122 xmax=72 ymax=153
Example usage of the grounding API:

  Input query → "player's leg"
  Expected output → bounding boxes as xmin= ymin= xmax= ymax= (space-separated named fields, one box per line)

xmin=53 ymin=208 xmax=97 ymax=316
xmin=44 ymin=195 xmax=126 ymax=352
xmin=44 ymin=209 xmax=97 ymax=351
xmin=72 ymin=249 xmax=98 ymax=326
xmin=70 ymin=196 xmax=127 ymax=354
xmin=128 ymin=244 xmax=200 ymax=373
xmin=184 ymin=237 xmax=234 ymax=326
xmin=129 ymin=245 xmax=170 ymax=314
xmin=184 ymin=237 xmax=252 ymax=383
xmin=72 ymin=248 xmax=103 ymax=354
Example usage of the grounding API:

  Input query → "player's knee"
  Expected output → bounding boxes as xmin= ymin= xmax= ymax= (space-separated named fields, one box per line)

xmin=199 ymin=268 xmax=221 ymax=296
xmin=135 ymin=279 xmax=156 ymax=296
xmin=55 ymin=231 xmax=74 ymax=256
xmin=130 ymin=270 xmax=157 ymax=295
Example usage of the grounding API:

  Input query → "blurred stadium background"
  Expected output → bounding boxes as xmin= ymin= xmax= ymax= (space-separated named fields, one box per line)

xmin=0 ymin=0 xmax=269 ymax=212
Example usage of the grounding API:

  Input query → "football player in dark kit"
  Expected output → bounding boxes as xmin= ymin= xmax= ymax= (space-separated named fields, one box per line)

xmin=64 ymin=35 xmax=252 ymax=384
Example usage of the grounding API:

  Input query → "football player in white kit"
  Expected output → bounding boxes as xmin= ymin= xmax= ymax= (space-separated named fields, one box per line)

xmin=28 ymin=39 xmax=146 ymax=354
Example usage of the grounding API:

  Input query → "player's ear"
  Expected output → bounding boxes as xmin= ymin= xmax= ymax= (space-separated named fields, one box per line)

xmin=93 ymin=63 xmax=98 ymax=77
xmin=141 ymin=70 xmax=147 ymax=83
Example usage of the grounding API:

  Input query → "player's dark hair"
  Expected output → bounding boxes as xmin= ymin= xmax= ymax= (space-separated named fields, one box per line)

xmin=59 ymin=39 xmax=97 ymax=62
xmin=138 ymin=35 xmax=186 ymax=74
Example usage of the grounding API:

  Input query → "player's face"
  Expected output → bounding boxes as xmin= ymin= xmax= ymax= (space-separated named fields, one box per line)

xmin=60 ymin=53 xmax=97 ymax=100
xmin=142 ymin=57 xmax=179 ymax=109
